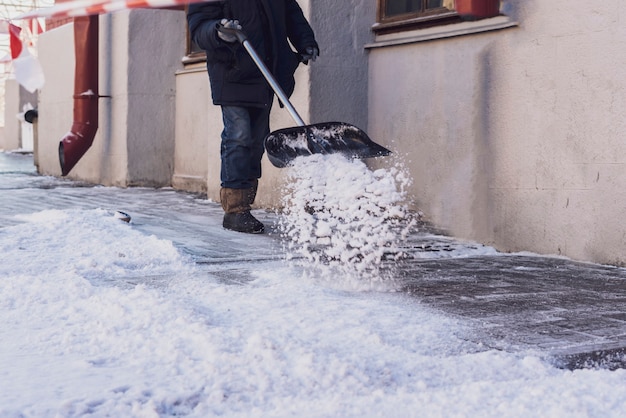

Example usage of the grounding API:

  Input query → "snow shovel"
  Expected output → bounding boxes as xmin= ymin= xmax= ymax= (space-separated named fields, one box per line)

xmin=217 ymin=24 xmax=391 ymax=168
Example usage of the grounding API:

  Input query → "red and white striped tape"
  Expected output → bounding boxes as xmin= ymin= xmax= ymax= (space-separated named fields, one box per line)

xmin=16 ymin=0 xmax=220 ymax=20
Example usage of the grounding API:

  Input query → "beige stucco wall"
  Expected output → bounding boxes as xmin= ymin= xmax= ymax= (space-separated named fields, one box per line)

xmin=172 ymin=65 xmax=211 ymax=194
xmin=309 ymin=0 xmax=374 ymax=129
xmin=368 ymin=0 xmax=626 ymax=265
xmin=37 ymin=23 xmax=74 ymax=174
xmin=1 ymin=79 xmax=37 ymax=151
xmin=29 ymin=0 xmax=626 ymax=265
xmin=1 ymin=79 xmax=21 ymax=151
xmin=37 ymin=9 xmax=185 ymax=186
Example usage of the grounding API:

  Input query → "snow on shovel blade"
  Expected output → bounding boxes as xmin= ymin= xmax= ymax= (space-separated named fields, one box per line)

xmin=264 ymin=122 xmax=391 ymax=168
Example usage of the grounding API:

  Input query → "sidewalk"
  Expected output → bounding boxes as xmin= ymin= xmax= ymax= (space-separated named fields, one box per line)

xmin=3 ymin=151 xmax=626 ymax=371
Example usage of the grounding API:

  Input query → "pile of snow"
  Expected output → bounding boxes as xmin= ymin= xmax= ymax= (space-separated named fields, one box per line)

xmin=2 ymin=209 xmax=191 ymax=281
xmin=3 ymin=202 xmax=626 ymax=416
xmin=279 ymin=154 xmax=416 ymax=284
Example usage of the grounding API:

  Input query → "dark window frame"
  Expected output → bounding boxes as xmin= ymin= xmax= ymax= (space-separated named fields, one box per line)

xmin=375 ymin=0 xmax=462 ymax=35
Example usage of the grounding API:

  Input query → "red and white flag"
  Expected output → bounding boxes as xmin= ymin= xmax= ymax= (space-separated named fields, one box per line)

xmin=7 ymin=22 xmax=45 ymax=93
xmin=28 ymin=18 xmax=44 ymax=36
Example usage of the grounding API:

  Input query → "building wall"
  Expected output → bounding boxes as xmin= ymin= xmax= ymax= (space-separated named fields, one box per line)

xmin=172 ymin=65 xmax=211 ymax=194
xmin=2 ymin=79 xmax=22 ymax=151
xmin=36 ymin=23 xmax=74 ymax=174
xmin=307 ymin=0 xmax=374 ymax=130
xmin=367 ymin=0 xmax=626 ymax=265
xmin=37 ymin=9 xmax=185 ymax=186
xmin=30 ymin=0 xmax=626 ymax=265
xmin=1 ymin=79 xmax=37 ymax=151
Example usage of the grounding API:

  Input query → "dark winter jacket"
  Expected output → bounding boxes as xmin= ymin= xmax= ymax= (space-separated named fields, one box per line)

xmin=187 ymin=0 xmax=319 ymax=108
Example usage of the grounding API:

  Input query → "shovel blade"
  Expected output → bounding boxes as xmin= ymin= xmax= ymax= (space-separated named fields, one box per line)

xmin=264 ymin=122 xmax=391 ymax=168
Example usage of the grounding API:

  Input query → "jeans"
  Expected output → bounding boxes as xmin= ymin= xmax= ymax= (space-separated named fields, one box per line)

xmin=220 ymin=105 xmax=272 ymax=189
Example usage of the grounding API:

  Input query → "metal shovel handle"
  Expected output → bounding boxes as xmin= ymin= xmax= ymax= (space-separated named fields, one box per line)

xmin=217 ymin=24 xmax=307 ymax=127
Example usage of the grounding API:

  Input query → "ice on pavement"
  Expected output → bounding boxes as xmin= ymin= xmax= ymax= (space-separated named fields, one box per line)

xmin=2 ymin=177 xmax=626 ymax=416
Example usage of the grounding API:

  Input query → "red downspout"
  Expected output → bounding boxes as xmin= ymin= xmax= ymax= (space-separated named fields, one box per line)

xmin=58 ymin=15 xmax=99 ymax=176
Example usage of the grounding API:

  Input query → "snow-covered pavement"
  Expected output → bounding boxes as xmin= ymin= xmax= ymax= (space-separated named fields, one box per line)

xmin=2 ymin=151 xmax=626 ymax=417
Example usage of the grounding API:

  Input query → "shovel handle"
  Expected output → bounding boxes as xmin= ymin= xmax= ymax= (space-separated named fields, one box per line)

xmin=217 ymin=23 xmax=307 ymax=127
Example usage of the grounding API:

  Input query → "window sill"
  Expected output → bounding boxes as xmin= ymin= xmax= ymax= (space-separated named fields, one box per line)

xmin=365 ymin=15 xmax=518 ymax=49
xmin=182 ymin=53 xmax=206 ymax=66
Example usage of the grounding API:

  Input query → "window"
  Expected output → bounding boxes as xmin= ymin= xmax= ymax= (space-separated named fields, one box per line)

xmin=383 ymin=0 xmax=455 ymax=17
xmin=376 ymin=0 xmax=458 ymax=33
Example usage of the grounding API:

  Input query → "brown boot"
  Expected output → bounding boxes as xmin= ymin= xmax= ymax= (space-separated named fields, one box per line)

xmin=246 ymin=179 xmax=259 ymax=206
xmin=220 ymin=187 xmax=264 ymax=234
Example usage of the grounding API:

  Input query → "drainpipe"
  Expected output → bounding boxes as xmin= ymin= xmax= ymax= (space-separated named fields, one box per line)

xmin=58 ymin=15 xmax=99 ymax=176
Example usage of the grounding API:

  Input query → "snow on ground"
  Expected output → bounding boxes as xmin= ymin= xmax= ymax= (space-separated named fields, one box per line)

xmin=2 ymin=157 xmax=626 ymax=416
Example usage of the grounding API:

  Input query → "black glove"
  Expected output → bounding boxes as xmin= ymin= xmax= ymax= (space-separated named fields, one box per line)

xmin=300 ymin=46 xmax=319 ymax=64
xmin=217 ymin=19 xmax=242 ymax=43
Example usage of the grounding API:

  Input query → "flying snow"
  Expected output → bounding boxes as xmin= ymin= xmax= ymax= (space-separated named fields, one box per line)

xmin=279 ymin=154 xmax=416 ymax=285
